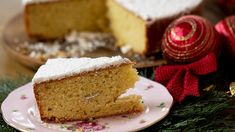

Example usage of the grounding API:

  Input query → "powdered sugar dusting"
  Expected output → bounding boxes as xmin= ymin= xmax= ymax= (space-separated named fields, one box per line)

xmin=116 ymin=0 xmax=202 ymax=21
xmin=32 ymin=56 xmax=131 ymax=84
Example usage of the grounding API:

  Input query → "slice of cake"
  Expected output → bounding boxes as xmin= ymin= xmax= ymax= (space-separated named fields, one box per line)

xmin=32 ymin=56 xmax=144 ymax=123
xmin=107 ymin=0 xmax=203 ymax=54
xmin=24 ymin=0 xmax=109 ymax=40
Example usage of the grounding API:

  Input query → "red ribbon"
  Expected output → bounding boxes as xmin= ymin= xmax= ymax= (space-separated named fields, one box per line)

xmin=155 ymin=53 xmax=217 ymax=103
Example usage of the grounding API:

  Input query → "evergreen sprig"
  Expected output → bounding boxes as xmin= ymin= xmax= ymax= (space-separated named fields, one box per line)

xmin=142 ymin=86 xmax=235 ymax=131
xmin=138 ymin=67 xmax=155 ymax=80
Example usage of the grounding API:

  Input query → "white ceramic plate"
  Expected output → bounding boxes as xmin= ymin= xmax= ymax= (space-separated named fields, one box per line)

xmin=1 ymin=77 xmax=173 ymax=132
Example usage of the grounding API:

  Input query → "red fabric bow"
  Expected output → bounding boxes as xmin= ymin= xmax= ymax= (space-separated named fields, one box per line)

xmin=155 ymin=53 xmax=217 ymax=103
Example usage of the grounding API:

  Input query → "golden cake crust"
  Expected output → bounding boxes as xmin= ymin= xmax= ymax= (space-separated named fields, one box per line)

xmin=40 ymin=109 xmax=143 ymax=123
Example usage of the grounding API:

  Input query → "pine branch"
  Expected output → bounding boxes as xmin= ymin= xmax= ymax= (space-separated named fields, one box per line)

xmin=142 ymin=86 xmax=235 ymax=131
xmin=138 ymin=67 xmax=155 ymax=80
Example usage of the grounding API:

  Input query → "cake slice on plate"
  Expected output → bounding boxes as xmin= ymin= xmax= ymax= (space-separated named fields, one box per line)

xmin=32 ymin=56 xmax=144 ymax=123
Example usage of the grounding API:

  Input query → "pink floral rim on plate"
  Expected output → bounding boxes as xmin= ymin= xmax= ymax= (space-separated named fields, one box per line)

xmin=1 ymin=76 xmax=173 ymax=132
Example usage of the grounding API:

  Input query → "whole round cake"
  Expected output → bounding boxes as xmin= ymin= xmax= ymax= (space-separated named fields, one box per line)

xmin=23 ymin=0 xmax=203 ymax=55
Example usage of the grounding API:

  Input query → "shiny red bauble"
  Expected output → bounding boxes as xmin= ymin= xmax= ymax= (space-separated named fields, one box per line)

xmin=162 ymin=15 xmax=220 ymax=63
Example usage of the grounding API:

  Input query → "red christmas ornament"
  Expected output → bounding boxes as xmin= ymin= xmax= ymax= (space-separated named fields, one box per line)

xmin=162 ymin=15 xmax=220 ymax=63
xmin=215 ymin=16 xmax=235 ymax=60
